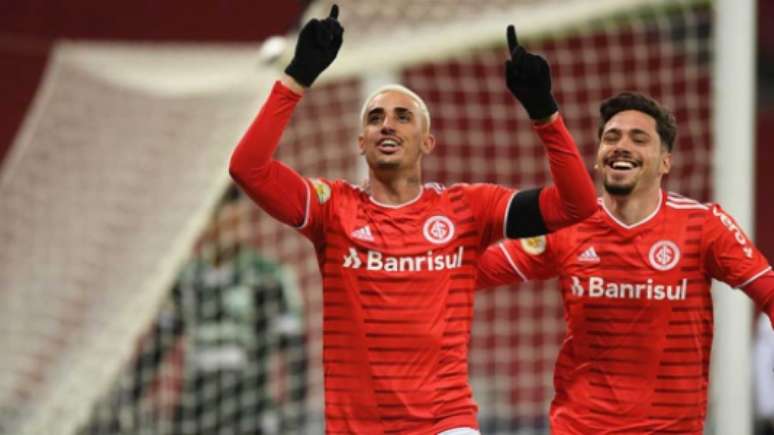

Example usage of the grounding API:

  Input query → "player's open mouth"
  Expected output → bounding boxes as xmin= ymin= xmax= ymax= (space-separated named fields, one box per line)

xmin=377 ymin=138 xmax=400 ymax=154
xmin=604 ymin=158 xmax=640 ymax=172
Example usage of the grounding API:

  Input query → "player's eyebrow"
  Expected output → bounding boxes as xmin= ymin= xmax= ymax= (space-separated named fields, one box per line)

xmin=366 ymin=106 xmax=415 ymax=120
xmin=366 ymin=107 xmax=385 ymax=118
xmin=602 ymin=127 xmax=652 ymax=138
xmin=629 ymin=128 xmax=651 ymax=138
xmin=394 ymin=107 xmax=413 ymax=117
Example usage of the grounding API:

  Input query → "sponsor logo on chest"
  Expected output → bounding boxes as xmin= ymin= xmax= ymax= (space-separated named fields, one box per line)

xmin=342 ymin=214 xmax=463 ymax=272
xmin=570 ymin=276 xmax=688 ymax=301
xmin=342 ymin=246 xmax=464 ymax=272
xmin=569 ymin=238 xmax=689 ymax=300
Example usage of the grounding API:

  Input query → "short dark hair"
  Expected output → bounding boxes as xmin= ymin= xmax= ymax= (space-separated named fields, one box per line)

xmin=597 ymin=92 xmax=677 ymax=152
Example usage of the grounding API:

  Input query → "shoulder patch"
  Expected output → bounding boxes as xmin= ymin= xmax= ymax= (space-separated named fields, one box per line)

xmin=310 ymin=178 xmax=331 ymax=204
xmin=520 ymin=236 xmax=546 ymax=255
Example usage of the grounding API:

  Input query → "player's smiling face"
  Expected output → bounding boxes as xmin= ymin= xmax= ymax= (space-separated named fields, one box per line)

xmin=358 ymin=91 xmax=435 ymax=171
xmin=595 ymin=110 xmax=671 ymax=196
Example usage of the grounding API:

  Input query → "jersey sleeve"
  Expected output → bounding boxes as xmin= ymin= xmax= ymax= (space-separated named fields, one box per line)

xmin=533 ymin=116 xmax=597 ymax=231
xmin=293 ymin=177 xmax=334 ymax=243
xmin=476 ymin=234 xmax=561 ymax=289
xmin=702 ymin=203 xmax=772 ymax=288
xmin=229 ymin=81 xmax=328 ymax=244
xmin=462 ymin=183 xmax=516 ymax=248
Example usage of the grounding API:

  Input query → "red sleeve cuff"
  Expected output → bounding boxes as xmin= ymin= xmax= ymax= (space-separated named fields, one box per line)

xmin=273 ymin=80 xmax=304 ymax=101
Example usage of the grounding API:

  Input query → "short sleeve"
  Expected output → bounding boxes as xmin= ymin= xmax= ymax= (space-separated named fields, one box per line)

xmin=703 ymin=204 xmax=772 ymax=288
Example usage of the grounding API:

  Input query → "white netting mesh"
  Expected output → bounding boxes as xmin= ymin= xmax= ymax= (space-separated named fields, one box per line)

xmin=0 ymin=1 xmax=712 ymax=434
xmin=0 ymin=43 xmax=269 ymax=435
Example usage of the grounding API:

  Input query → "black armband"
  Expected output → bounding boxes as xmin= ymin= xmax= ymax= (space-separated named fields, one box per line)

xmin=505 ymin=187 xmax=548 ymax=238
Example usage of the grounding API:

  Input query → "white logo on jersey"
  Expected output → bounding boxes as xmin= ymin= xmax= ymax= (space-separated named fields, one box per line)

xmin=423 ymin=215 xmax=455 ymax=245
xmin=571 ymin=276 xmax=585 ymax=296
xmin=648 ymin=240 xmax=680 ymax=271
xmin=712 ymin=206 xmax=754 ymax=258
xmin=577 ymin=246 xmax=600 ymax=262
xmin=343 ymin=247 xmax=362 ymax=268
xmin=351 ymin=225 xmax=374 ymax=242
xmin=570 ymin=276 xmax=687 ymax=300
xmin=341 ymin=246 xmax=464 ymax=272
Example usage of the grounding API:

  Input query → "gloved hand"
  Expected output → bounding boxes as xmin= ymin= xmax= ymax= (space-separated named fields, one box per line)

xmin=504 ymin=25 xmax=558 ymax=120
xmin=284 ymin=4 xmax=344 ymax=87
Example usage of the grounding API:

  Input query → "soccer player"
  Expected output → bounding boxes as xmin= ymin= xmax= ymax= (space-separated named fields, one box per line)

xmin=229 ymin=5 xmax=597 ymax=434
xmin=477 ymin=92 xmax=774 ymax=434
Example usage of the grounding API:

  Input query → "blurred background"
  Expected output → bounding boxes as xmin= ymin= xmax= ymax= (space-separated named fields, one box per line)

xmin=0 ymin=0 xmax=771 ymax=434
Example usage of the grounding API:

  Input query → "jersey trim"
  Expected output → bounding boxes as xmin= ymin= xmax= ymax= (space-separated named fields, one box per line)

xmin=425 ymin=182 xmax=445 ymax=194
xmin=665 ymin=201 xmax=709 ymax=210
xmin=739 ymin=265 xmax=774 ymax=289
xmin=666 ymin=192 xmax=708 ymax=209
xmin=368 ymin=186 xmax=425 ymax=208
xmin=600 ymin=190 xmax=663 ymax=229
xmin=498 ymin=242 xmax=528 ymax=281
xmin=296 ymin=176 xmax=312 ymax=229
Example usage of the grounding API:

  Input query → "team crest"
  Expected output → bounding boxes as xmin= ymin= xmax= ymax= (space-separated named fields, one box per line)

xmin=520 ymin=236 xmax=546 ymax=255
xmin=423 ymin=215 xmax=455 ymax=245
xmin=648 ymin=240 xmax=680 ymax=271
xmin=309 ymin=178 xmax=331 ymax=204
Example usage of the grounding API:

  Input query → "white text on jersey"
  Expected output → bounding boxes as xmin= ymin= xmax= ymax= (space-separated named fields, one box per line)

xmin=343 ymin=247 xmax=464 ymax=272
xmin=571 ymin=276 xmax=688 ymax=300
xmin=711 ymin=206 xmax=754 ymax=258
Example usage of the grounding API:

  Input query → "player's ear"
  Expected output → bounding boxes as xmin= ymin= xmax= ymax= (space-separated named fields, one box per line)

xmin=357 ymin=134 xmax=366 ymax=155
xmin=421 ymin=133 xmax=436 ymax=155
xmin=660 ymin=149 xmax=672 ymax=175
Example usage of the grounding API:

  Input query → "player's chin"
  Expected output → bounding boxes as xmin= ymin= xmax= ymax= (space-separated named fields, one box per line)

xmin=603 ymin=178 xmax=636 ymax=196
xmin=372 ymin=157 xmax=402 ymax=170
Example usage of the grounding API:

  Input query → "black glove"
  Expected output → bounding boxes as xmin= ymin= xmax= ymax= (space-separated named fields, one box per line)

xmin=284 ymin=4 xmax=344 ymax=87
xmin=504 ymin=25 xmax=558 ymax=120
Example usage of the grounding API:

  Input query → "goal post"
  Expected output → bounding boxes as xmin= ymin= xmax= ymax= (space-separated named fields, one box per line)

xmin=709 ymin=0 xmax=757 ymax=433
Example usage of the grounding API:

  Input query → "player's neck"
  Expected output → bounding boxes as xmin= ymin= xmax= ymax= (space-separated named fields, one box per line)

xmin=367 ymin=171 xmax=423 ymax=206
xmin=603 ymin=186 xmax=662 ymax=226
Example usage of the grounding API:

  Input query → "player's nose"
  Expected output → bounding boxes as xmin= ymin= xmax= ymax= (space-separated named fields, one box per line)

xmin=612 ymin=137 xmax=634 ymax=150
xmin=380 ymin=123 xmax=396 ymax=135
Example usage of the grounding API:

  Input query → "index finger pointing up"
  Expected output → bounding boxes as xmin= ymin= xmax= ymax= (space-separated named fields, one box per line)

xmin=507 ymin=25 xmax=519 ymax=53
xmin=329 ymin=4 xmax=339 ymax=20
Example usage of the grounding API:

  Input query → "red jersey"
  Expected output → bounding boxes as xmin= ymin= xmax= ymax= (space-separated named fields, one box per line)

xmin=230 ymin=81 xmax=595 ymax=434
xmin=300 ymin=179 xmax=513 ymax=434
xmin=477 ymin=191 xmax=772 ymax=434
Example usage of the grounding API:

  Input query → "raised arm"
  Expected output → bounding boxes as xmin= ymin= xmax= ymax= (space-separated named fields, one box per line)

xmin=502 ymin=25 xmax=597 ymax=238
xmin=229 ymin=5 xmax=343 ymax=227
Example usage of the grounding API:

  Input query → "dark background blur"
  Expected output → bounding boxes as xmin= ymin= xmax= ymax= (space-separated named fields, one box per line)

xmin=0 ymin=0 xmax=771 ymax=257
